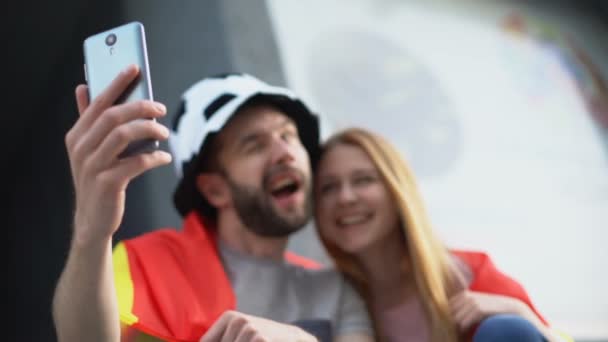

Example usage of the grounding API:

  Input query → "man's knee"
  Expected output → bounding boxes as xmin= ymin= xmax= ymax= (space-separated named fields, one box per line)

xmin=473 ymin=314 xmax=544 ymax=342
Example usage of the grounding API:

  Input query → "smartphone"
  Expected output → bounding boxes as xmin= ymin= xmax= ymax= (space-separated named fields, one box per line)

xmin=83 ymin=21 xmax=158 ymax=158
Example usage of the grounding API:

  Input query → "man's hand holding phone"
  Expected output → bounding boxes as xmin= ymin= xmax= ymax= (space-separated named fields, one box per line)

xmin=65 ymin=65 xmax=172 ymax=247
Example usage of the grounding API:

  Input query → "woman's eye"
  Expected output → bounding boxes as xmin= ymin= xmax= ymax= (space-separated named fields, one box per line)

xmin=319 ymin=182 xmax=338 ymax=195
xmin=353 ymin=175 xmax=375 ymax=185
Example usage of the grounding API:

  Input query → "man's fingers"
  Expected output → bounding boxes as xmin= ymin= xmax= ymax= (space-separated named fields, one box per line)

xmin=87 ymin=64 xmax=140 ymax=115
xmin=200 ymin=319 xmax=224 ymax=342
xmin=200 ymin=319 xmax=225 ymax=342
xmin=201 ymin=311 xmax=249 ymax=342
xmin=88 ymin=118 xmax=169 ymax=170
xmin=221 ymin=314 xmax=247 ymax=342
xmin=200 ymin=311 xmax=233 ymax=342
xmin=101 ymin=150 xmax=172 ymax=190
xmin=71 ymin=65 xmax=140 ymax=141
xmin=235 ymin=326 xmax=257 ymax=342
xmin=88 ymin=100 xmax=166 ymax=149
xmin=122 ymin=150 xmax=172 ymax=179
xmin=65 ymin=84 xmax=91 ymax=155
xmin=75 ymin=84 xmax=89 ymax=115
xmin=72 ymin=100 xmax=166 ymax=164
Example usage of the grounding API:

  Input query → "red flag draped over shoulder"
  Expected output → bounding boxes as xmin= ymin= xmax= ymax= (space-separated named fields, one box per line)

xmin=451 ymin=249 xmax=548 ymax=326
xmin=112 ymin=212 xmax=322 ymax=342
xmin=113 ymin=212 xmax=236 ymax=342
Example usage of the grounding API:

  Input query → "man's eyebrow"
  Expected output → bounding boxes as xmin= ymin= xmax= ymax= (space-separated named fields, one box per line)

xmin=236 ymin=131 xmax=263 ymax=149
xmin=280 ymin=117 xmax=297 ymax=129
xmin=236 ymin=118 xmax=297 ymax=146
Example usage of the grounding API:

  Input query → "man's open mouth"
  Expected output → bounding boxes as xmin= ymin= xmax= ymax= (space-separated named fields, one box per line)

xmin=269 ymin=175 xmax=301 ymax=199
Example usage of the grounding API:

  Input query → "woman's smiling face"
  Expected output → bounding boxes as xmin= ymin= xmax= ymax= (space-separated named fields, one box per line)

xmin=315 ymin=143 xmax=401 ymax=255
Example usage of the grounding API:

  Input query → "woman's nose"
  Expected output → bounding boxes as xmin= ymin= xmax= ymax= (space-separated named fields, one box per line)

xmin=337 ymin=183 xmax=357 ymax=204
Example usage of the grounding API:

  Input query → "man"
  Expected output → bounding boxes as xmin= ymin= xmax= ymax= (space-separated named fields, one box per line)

xmin=52 ymin=66 xmax=373 ymax=342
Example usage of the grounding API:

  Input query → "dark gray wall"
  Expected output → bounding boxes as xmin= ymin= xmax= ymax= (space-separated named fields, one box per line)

xmin=7 ymin=1 xmax=286 ymax=340
xmin=115 ymin=0 xmax=290 ymax=242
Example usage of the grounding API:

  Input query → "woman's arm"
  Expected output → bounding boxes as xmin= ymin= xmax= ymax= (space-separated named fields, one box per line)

xmin=507 ymin=296 xmax=568 ymax=342
xmin=449 ymin=290 xmax=564 ymax=342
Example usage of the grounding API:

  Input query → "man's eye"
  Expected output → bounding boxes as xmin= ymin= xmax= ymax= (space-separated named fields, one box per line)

xmin=281 ymin=130 xmax=296 ymax=141
xmin=244 ymin=141 xmax=264 ymax=153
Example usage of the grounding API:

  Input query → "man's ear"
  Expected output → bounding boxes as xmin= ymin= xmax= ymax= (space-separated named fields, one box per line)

xmin=196 ymin=173 xmax=230 ymax=208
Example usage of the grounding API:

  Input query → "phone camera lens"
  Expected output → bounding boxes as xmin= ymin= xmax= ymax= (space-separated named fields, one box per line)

xmin=105 ymin=33 xmax=117 ymax=46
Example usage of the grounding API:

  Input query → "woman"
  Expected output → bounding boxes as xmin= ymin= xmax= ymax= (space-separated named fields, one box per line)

xmin=314 ymin=128 xmax=569 ymax=342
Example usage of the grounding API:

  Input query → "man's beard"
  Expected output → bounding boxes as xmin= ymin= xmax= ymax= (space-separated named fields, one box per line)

xmin=224 ymin=171 xmax=312 ymax=238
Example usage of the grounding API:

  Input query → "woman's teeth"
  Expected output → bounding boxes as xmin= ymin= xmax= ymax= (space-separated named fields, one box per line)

xmin=338 ymin=214 xmax=369 ymax=226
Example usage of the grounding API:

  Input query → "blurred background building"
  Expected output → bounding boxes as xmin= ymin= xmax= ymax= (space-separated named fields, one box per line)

xmin=7 ymin=0 xmax=607 ymax=341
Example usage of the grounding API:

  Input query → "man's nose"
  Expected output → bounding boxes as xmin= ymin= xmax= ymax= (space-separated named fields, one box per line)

xmin=270 ymin=137 xmax=295 ymax=165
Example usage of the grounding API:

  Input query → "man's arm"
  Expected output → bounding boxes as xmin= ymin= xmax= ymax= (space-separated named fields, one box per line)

xmin=52 ymin=65 xmax=171 ymax=342
xmin=53 ymin=238 xmax=119 ymax=342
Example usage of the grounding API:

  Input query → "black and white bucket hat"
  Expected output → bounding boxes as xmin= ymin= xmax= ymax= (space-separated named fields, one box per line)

xmin=169 ymin=73 xmax=320 ymax=218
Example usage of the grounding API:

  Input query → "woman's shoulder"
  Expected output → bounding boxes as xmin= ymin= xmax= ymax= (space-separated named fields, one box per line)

xmin=449 ymin=248 xmax=494 ymax=271
xmin=448 ymin=248 xmax=527 ymax=296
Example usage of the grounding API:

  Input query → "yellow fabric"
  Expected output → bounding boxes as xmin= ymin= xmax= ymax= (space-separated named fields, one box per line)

xmin=121 ymin=324 xmax=164 ymax=342
xmin=113 ymin=242 xmax=139 ymax=325
xmin=554 ymin=329 xmax=575 ymax=342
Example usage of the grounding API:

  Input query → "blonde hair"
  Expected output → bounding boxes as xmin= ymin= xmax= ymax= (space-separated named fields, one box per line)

xmin=314 ymin=128 xmax=460 ymax=342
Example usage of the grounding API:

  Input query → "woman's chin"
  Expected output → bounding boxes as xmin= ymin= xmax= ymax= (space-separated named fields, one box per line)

xmin=336 ymin=238 xmax=371 ymax=255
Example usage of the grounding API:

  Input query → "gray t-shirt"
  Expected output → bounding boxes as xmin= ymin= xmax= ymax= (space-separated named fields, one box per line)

xmin=218 ymin=240 xmax=372 ymax=341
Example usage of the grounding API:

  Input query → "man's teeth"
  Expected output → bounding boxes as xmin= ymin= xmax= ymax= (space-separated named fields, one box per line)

xmin=272 ymin=178 xmax=295 ymax=191
xmin=338 ymin=215 xmax=368 ymax=226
